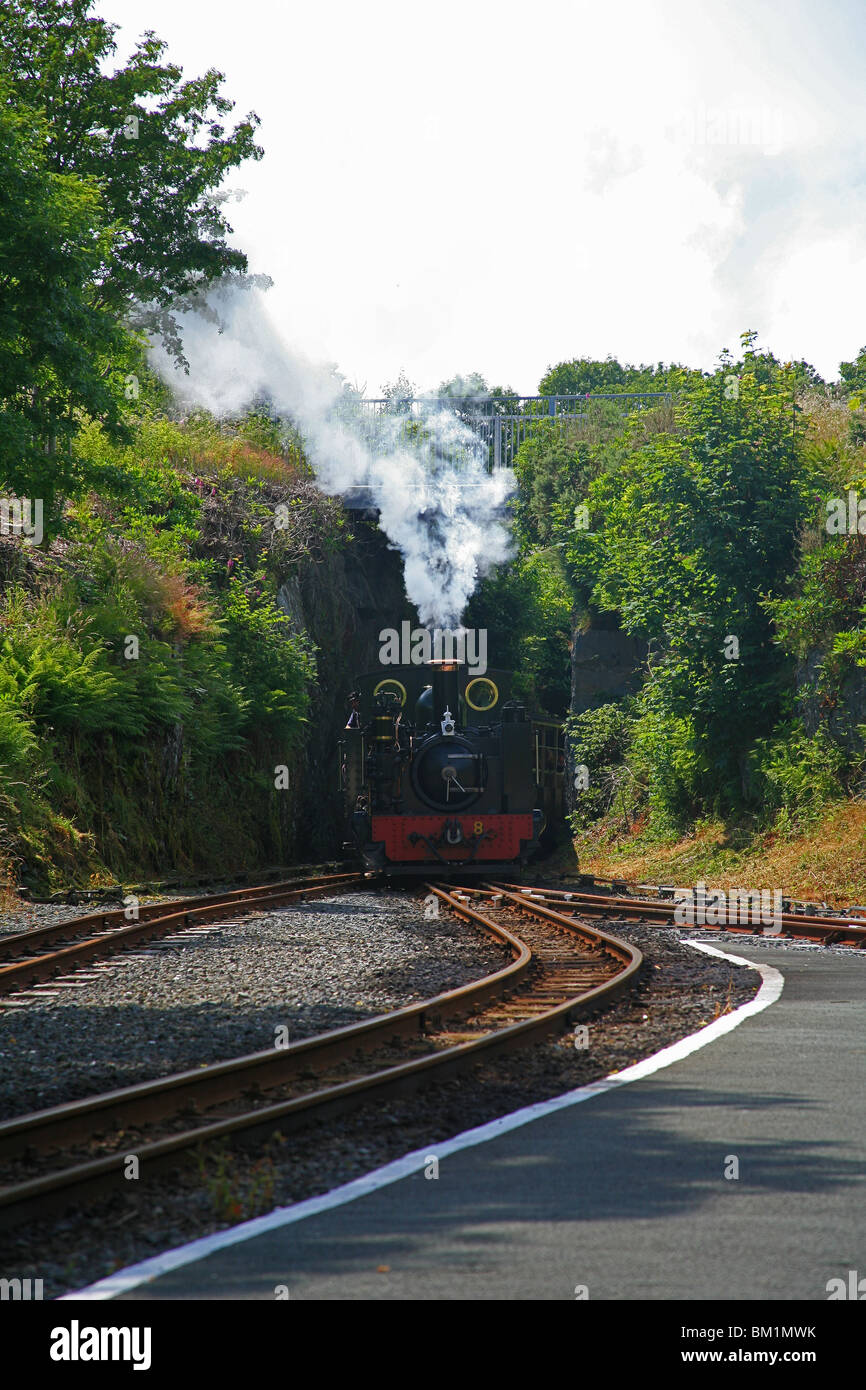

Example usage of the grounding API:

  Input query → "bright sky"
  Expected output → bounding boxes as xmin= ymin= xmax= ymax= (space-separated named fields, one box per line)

xmin=98 ymin=0 xmax=866 ymax=394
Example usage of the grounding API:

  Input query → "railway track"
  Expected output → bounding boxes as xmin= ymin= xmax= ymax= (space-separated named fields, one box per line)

xmin=0 ymin=881 xmax=641 ymax=1229
xmin=0 ymin=870 xmax=366 ymax=998
xmin=497 ymin=882 xmax=866 ymax=948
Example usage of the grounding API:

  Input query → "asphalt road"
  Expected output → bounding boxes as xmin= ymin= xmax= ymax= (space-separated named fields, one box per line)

xmin=117 ymin=943 xmax=866 ymax=1301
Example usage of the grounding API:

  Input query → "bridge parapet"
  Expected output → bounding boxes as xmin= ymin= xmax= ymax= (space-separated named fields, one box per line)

xmin=357 ymin=391 xmax=672 ymax=471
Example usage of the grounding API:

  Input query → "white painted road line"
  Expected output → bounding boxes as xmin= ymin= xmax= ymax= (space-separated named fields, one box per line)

xmin=63 ymin=943 xmax=783 ymax=1301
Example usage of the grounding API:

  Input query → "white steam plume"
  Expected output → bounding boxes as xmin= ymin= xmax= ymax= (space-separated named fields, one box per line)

xmin=148 ymin=285 xmax=515 ymax=628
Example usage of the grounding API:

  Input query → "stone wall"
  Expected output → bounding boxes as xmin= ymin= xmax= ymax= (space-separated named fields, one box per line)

xmin=278 ymin=519 xmax=416 ymax=858
xmin=571 ymin=623 xmax=646 ymax=714
xmin=797 ymin=648 xmax=866 ymax=755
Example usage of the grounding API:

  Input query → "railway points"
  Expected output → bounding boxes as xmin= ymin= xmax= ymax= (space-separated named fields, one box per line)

xmin=0 ymin=883 xmax=638 ymax=1229
xmin=4 ymin=870 xmax=863 ymax=1304
xmin=78 ymin=938 xmax=865 ymax=1302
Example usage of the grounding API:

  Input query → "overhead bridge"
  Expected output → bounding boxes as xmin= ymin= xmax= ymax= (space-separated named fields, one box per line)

xmin=342 ymin=391 xmax=672 ymax=509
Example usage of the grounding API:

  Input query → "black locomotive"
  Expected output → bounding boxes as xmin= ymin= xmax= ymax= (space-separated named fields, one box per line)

xmin=339 ymin=657 xmax=563 ymax=876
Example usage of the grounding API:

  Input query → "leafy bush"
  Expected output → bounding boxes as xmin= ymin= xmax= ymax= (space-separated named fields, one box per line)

xmin=463 ymin=549 xmax=572 ymax=715
xmin=749 ymin=722 xmax=851 ymax=834
xmin=220 ymin=574 xmax=315 ymax=736
xmin=566 ymin=702 xmax=635 ymax=828
xmin=628 ymin=704 xmax=709 ymax=832
xmin=0 ymin=496 xmax=320 ymax=886
xmin=560 ymin=341 xmax=827 ymax=811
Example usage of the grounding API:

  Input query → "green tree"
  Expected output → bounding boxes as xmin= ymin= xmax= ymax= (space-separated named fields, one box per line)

xmin=514 ymin=420 xmax=602 ymax=552
xmin=464 ymin=551 xmax=572 ymax=715
xmin=435 ymin=372 xmax=518 ymax=404
xmin=838 ymin=346 xmax=866 ymax=395
xmin=539 ymin=356 xmax=699 ymax=398
xmin=0 ymin=95 xmax=131 ymax=519
xmin=380 ymin=370 xmax=415 ymax=413
xmin=432 ymin=373 xmax=520 ymax=443
xmin=0 ymin=0 xmax=264 ymax=363
xmin=567 ymin=337 xmax=817 ymax=813
xmin=436 ymin=372 xmax=490 ymax=399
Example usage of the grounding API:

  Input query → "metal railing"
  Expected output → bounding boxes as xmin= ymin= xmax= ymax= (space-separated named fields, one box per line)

xmin=358 ymin=392 xmax=672 ymax=471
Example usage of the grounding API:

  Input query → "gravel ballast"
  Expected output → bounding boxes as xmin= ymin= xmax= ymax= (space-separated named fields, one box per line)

xmin=0 ymin=890 xmax=510 ymax=1119
xmin=0 ymin=901 xmax=109 ymax=941
xmin=0 ymin=904 xmax=795 ymax=1298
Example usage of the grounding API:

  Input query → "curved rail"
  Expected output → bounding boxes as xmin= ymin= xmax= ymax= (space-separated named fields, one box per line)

xmin=0 ymin=882 xmax=640 ymax=1228
xmin=496 ymin=882 xmax=866 ymax=948
xmin=0 ymin=872 xmax=366 ymax=996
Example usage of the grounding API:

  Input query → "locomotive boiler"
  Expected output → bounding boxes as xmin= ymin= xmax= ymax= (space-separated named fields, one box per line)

xmin=338 ymin=658 xmax=550 ymax=875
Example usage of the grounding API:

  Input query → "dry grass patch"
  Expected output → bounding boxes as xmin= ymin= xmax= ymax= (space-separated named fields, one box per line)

xmin=573 ymin=801 xmax=866 ymax=905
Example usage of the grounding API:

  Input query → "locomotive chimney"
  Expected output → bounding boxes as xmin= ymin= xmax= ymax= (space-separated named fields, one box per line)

xmin=427 ymin=659 xmax=462 ymax=727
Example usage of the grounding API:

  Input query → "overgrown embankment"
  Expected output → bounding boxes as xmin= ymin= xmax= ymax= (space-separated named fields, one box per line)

xmin=566 ymin=805 xmax=866 ymax=905
xmin=0 ymin=411 xmax=409 ymax=894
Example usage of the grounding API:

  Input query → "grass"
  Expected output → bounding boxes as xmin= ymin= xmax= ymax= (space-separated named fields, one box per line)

xmin=563 ymin=800 xmax=866 ymax=905
xmin=197 ymin=1142 xmax=279 ymax=1224
xmin=124 ymin=415 xmax=308 ymax=488
xmin=712 ymin=975 xmax=737 ymax=1018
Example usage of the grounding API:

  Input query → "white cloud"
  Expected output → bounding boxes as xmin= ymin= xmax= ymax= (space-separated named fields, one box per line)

xmin=99 ymin=0 xmax=866 ymax=387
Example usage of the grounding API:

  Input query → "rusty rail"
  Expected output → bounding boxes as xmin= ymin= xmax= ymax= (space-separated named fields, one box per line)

xmin=0 ymin=873 xmax=365 ymax=996
xmin=495 ymin=882 xmax=866 ymax=948
xmin=0 ymin=882 xmax=640 ymax=1228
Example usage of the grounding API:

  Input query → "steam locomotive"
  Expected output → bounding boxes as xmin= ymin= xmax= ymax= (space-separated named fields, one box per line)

xmin=339 ymin=658 xmax=563 ymax=876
